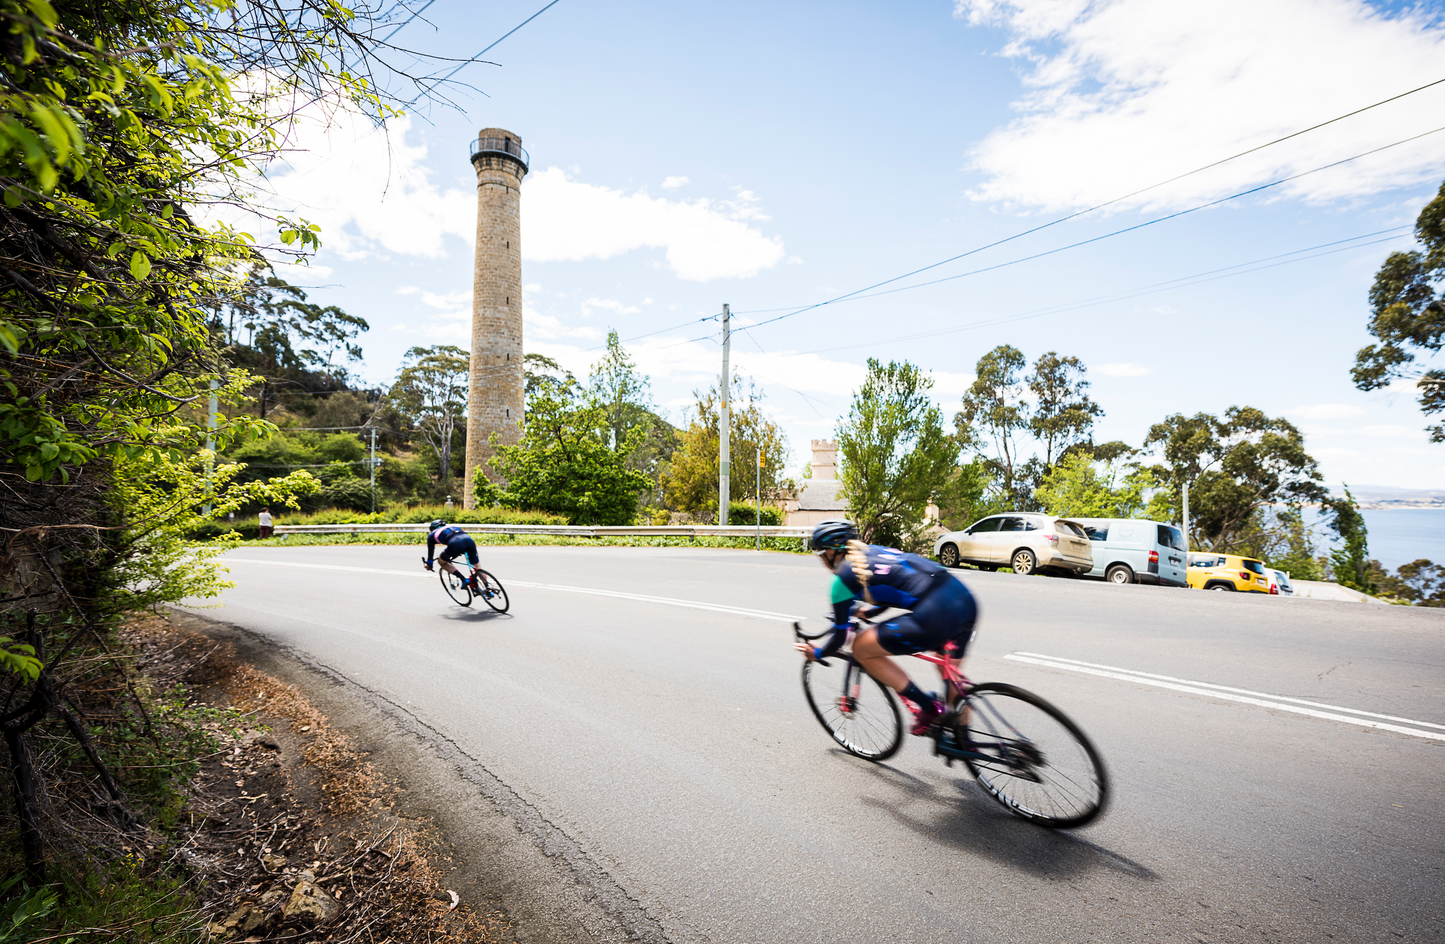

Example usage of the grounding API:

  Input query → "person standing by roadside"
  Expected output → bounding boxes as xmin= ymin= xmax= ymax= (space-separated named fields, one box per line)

xmin=258 ymin=508 xmax=273 ymax=539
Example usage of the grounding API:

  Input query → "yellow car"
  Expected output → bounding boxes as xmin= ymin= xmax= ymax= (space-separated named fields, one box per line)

xmin=1187 ymin=553 xmax=1273 ymax=593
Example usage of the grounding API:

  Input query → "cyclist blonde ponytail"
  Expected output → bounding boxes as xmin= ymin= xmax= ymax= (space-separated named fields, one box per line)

xmin=846 ymin=539 xmax=873 ymax=604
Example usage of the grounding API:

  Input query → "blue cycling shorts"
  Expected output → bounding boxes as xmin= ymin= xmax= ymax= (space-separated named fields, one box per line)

xmin=873 ymin=577 xmax=978 ymax=657
xmin=439 ymin=535 xmax=479 ymax=567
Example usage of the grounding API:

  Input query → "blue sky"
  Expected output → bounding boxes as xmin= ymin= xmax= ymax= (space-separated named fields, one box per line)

xmin=232 ymin=0 xmax=1445 ymax=490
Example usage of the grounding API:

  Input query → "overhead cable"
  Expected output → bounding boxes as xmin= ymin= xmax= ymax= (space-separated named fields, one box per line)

xmin=743 ymin=123 xmax=1445 ymax=330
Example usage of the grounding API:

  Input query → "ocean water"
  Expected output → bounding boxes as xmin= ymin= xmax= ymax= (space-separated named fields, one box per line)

xmin=1304 ymin=508 xmax=1445 ymax=572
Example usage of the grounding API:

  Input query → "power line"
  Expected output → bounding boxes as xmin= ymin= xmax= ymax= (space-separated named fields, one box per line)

xmin=379 ymin=0 xmax=439 ymax=42
xmin=407 ymin=0 xmax=563 ymax=104
xmin=786 ymin=227 xmax=1413 ymax=358
xmin=742 ymin=123 xmax=1445 ymax=331
xmin=582 ymin=312 xmax=721 ymax=352
xmin=723 ymin=76 xmax=1444 ymax=321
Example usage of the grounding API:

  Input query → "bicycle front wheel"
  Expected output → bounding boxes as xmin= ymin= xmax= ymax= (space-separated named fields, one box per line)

xmin=476 ymin=569 xmax=509 ymax=613
xmin=801 ymin=657 xmax=903 ymax=761
xmin=440 ymin=568 xmax=472 ymax=607
xmin=958 ymin=682 xmax=1108 ymax=828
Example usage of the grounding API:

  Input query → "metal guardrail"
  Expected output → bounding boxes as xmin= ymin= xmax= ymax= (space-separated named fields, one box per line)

xmin=468 ymin=136 xmax=529 ymax=170
xmin=274 ymin=523 xmax=812 ymax=539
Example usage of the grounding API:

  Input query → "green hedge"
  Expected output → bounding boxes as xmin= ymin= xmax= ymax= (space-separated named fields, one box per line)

xmin=190 ymin=503 xmax=567 ymax=540
xmin=725 ymin=502 xmax=783 ymax=527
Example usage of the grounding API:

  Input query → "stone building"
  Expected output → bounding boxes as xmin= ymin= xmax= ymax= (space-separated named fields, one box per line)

xmin=463 ymin=128 xmax=528 ymax=508
xmin=784 ymin=440 xmax=849 ymax=528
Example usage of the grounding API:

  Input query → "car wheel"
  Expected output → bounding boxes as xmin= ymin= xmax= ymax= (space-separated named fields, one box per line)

xmin=1106 ymin=564 xmax=1133 ymax=585
xmin=939 ymin=543 xmax=959 ymax=568
xmin=1011 ymin=549 xmax=1036 ymax=576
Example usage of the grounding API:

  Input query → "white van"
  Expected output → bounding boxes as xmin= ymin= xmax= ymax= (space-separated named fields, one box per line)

xmin=1072 ymin=518 xmax=1187 ymax=587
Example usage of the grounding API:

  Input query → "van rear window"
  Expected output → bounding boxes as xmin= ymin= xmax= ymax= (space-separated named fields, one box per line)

xmin=1084 ymin=526 xmax=1108 ymax=542
xmin=1157 ymin=525 xmax=1185 ymax=551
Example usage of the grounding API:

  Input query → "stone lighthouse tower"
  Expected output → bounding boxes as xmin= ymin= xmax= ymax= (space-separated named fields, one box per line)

xmin=463 ymin=128 xmax=528 ymax=507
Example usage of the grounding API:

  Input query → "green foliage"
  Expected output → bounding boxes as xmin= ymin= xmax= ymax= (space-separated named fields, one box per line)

xmin=1353 ymin=180 xmax=1445 ymax=442
xmin=1027 ymin=352 xmax=1103 ymax=467
xmin=258 ymin=502 xmax=568 ymax=528
xmin=109 ymin=446 xmax=319 ymax=613
xmin=1145 ymin=407 xmax=1325 ymax=552
xmin=246 ymin=530 xmax=812 ymax=553
xmin=487 ymin=389 xmax=652 ymax=524
xmin=724 ymin=502 xmax=783 ymax=526
xmin=958 ymin=345 xmax=1029 ymax=504
xmin=212 ymin=262 xmax=370 ymax=417
xmin=1033 ymin=453 xmax=1171 ymax=520
xmin=935 ymin=459 xmax=1000 ymax=532
xmin=838 ymin=359 xmax=959 ymax=550
xmin=1255 ymin=506 xmax=1324 ymax=582
xmin=0 ymin=637 xmax=41 ymax=680
xmin=1371 ymin=559 xmax=1445 ymax=606
xmin=0 ymin=875 xmax=61 ymax=944
xmin=390 ymin=345 xmax=469 ymax=490
xmin=1323 ymin=485 xmax=1375 ymax=594
xmin=659 ymin=374 xmax=788 ymax=517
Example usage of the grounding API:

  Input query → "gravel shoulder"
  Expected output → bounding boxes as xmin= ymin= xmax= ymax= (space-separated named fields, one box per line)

xmin=163 ymin=607 xmax=674 ymax=944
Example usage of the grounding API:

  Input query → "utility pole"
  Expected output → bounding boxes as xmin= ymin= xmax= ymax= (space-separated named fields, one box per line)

xmin=718 ymin=304 xmax=731 ymax=526
xmin=203 ymin=378 xmax=218 ymax=516
xmin=756 ymin=443 xmax=761 ymax=551
xmin=369 ymin=426 xmax=378 ymax=514
xmin=1181 ymin=480 xmax=1191 ymax=555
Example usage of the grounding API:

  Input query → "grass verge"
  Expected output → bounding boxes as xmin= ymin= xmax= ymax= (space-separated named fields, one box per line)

xmin=238 ymin=532 xmax=813 ymax=553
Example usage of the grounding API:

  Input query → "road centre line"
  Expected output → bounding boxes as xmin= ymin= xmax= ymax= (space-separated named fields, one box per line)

xmin=222 ymin=558 xmax=803 ymax=622
xmin=1013 ymin=651 xmax=1445 ymax=730
xmin=1004 ymin=652 xmax=1445 ymax=743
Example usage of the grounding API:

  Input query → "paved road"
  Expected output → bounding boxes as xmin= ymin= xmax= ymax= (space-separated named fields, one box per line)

xmin=188 ymin=544 xmax=1445 ymax=944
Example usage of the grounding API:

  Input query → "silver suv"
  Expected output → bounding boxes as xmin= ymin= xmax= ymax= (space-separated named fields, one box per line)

xmin=933 ymin=513 xmax=1094 ymax=576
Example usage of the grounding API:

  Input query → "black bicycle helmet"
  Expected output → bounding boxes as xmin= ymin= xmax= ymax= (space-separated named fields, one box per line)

xmin=429 ymin=519 xmax=446 ymax=531
xmin=810 ymin=518 xmax=857 ymax=551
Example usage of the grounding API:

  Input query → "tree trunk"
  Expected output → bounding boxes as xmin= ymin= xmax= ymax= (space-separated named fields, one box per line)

xmin=4 ymin=725 xmax=46 ymax=883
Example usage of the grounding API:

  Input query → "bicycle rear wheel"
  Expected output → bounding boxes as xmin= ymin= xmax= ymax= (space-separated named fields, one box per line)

xmin=958 ymin=682 xmax=1108 ymax=828
xmin=801 ymin=656 xmax=903 ymax=761
xmin=476 ymin=569 xmax=509 ymax=613
xmin=440 ymin=568 xmax=472 ymax=607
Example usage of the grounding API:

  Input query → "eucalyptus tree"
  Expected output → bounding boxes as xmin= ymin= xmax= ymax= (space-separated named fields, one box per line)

xmin=391 ymin=345 xmax=470 ymax=490
xmin=1353 ymin=180 xmax=1444 ymax=441
xmin=958 ymin=345 xmax=1030 ymax=505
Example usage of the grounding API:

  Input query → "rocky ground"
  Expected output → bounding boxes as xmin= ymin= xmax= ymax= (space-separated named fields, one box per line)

xmin=124 ymin=613 xmax=512 ymax=943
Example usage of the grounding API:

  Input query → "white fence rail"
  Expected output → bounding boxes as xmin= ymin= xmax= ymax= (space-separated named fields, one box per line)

xmin=274 ymin=523 xmax=813 ymax=540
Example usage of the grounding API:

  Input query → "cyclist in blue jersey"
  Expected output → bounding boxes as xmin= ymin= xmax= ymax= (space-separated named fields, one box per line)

xmin=422 ymin=519 xmax=482 ymax=591
xmin=796 ymin=519 xmax=978 ymax=735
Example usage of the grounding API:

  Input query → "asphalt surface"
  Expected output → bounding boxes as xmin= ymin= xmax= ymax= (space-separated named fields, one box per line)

xmin=185 ymin=544 xmax=1445 ymax=944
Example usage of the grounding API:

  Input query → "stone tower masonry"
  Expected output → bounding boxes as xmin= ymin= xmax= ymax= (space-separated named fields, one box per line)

xmin=463 ymin=128 xmax=528 ymax=508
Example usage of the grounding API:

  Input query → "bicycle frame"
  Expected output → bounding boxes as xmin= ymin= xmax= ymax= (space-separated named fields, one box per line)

xmin=813 ymin=623 xmax=1006 ymax=765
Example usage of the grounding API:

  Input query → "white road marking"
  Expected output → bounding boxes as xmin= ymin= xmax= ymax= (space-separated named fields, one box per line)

xmin=222 ymin=557 xmax=804 ymax=622
xmin=1004 ymin=651 xmax=1445 ymax=743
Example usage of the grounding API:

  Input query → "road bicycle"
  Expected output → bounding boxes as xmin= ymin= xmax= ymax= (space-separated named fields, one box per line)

xmin=425 ymin=558 xmax=509 ymax=613
xmin=793 ymin=621 xmax=1108 ymax=828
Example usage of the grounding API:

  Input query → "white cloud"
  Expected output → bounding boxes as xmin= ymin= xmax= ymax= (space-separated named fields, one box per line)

xmin=395 ymin=285 xmax=420 ymax=295
xmin=662 ymin=176 xmax=689 ymax=189
xmin=581 ymin=297 xmax=642 ymax=317
xmin=422 ymin=290 xmax=471 ymax=310
xmin=209 ymin=98 xmax=784 ymax=283
xmin=957 ymin=0 xmax=1445 ymax=212
xmin=258 ymin=109 xmax=473 ymax=257
xmin=523 ymin=167 xmax=788 ymax=281
xmin=1286 ymin=403 xmax=1366 ymax=420
xmin=270 ymin=260 xmax=334 ymax=284
xmin=1096 ymin=362 xmax=1152 ymax=377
